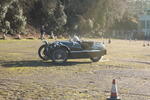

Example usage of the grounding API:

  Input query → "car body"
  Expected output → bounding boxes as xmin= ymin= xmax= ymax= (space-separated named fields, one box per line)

xmin=38 ymin=37 xmax=107 ymax=63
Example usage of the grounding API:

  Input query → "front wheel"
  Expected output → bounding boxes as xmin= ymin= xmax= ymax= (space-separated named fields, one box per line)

xmin=38 ymin=45 xmax=49 ymax=60
xmin=90 ymin=56 xmax=102 ymax=62
xmin=52 ymin=48 xmax=68 ymax=63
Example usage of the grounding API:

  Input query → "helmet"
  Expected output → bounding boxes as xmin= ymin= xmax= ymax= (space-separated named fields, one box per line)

xmin=72 ymin=35 xmax=80 ymax=42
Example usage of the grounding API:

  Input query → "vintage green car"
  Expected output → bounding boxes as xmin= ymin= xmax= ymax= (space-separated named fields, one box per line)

xmin=38 ymin=36 xmax=107 ymax=63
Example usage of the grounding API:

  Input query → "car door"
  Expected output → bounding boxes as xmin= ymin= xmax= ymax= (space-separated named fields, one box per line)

xmin=70 ymin=42 xmax=82 ymax=51
xmin=70 ymin=42 xmax=89 ymax=58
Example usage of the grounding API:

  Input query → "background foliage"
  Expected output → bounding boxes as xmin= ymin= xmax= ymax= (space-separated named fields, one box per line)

xmin=0 ymin=0 xmax=145 ymax=38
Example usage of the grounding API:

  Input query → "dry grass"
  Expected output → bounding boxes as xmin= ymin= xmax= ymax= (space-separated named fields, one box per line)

xmin=0 ymin=39 xmax=150 ymax=100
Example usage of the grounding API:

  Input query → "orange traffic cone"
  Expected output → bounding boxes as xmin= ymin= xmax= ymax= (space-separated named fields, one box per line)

xmin=107 ymin=79 xmax=121 ymax=100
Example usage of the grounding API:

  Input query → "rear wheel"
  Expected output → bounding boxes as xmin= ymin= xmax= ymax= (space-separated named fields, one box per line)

xmin=52 ymin=48 xmax=68 ymax=63
xmin=38 ymin=45 xmax=49 ymax=60
xmin=90 ymin=56 xmax=102 ymax=62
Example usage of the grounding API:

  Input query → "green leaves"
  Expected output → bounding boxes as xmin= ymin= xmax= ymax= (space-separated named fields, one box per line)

xmin=0 ymin=0 xmax=132 ymax=36
xmin=0 ymin=0 xmax=26 ymax=34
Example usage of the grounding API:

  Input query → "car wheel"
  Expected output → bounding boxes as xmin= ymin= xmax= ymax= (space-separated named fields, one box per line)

xmin=38 ymin=45 xmax=49 ymax=60
xmin=52 ymin=48 xmax=68 ymax=63
xmin=90 ymin=56 xmax=102 ymax=62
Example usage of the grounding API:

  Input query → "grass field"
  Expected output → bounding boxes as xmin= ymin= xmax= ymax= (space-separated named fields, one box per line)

xmin=0 ymin=39 xmax=150 ymax=100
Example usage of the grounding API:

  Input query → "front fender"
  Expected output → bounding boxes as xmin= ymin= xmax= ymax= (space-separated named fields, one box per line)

xmin=42 ymin=40 xmax=49 ymax=45
xmin=54 ymin=42 xmax=71 ymax=53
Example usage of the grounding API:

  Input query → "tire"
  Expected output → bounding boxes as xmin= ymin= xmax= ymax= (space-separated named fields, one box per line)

xmin=90 ymin=56 xmax=102 ymax=62
xmin=38 ymin=45 xmax=49 ymax=60
xmin=52 ymin=48 xmax=68 ymax=63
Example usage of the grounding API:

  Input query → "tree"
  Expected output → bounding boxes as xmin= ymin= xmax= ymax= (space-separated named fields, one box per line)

xmin=61 ymin=0 xmax=128 ymax=35
xmin=0 ymin=0 xmax=26 ymax=34
xmin=0 ymin=0 xmax=130 ymax=36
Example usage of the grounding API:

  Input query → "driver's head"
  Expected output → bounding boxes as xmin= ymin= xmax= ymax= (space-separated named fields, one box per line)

xmin=73 ymin=35 xmax=80 ymax=42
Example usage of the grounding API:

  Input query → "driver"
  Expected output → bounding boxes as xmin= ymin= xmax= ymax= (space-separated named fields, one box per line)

xmin=72 ymin=35 xmax=80 ymax=42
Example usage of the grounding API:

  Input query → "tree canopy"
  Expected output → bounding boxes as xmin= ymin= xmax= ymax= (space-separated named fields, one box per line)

xmin=0 ymin=0 xmax=138 ymax=36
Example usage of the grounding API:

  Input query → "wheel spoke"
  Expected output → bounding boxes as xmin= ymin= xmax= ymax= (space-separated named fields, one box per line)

xmin=52 ymin=48 xmax=67 ymax=63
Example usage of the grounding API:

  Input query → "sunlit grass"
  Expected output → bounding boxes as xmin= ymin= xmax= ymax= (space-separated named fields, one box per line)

xmin=0 ymin=39 xmax=150 ymax=99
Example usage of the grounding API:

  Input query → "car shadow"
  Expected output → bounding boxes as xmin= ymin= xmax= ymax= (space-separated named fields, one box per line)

xmin=120 ymin=59 xmax=150 ymax=65
xmin=1 ymin=60 xmax=92 ymax=68
xmin=145 ymin=55 xmax=150 ymax=57
xmin=130 ymin=60 xmax=150 ymax=65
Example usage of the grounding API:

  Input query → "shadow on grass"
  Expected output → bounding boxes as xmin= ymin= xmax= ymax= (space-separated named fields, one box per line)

xmin=1 ymin=60 xmax=91 ymax=67
xmin=130 ymin=60 xmax=150 ymax=65
xmin=118 ymin=59 xmax=150 ymax=65
xmin=145 ymin=55 xmax=150 ymax=57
